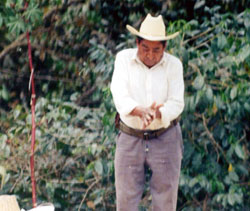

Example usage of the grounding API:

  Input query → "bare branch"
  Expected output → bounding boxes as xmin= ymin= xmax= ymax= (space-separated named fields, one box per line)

xmin=78 ymin=177 xmax=100 ymax=211
xmin=188 ymin=61 xmax=202 ymax=75
xmin=0 ymin=69 xmax=78 ymax=83
xmin=201 ymin=114 xmax=228 ymax=163
xmin=183 ymin=25 xmax=217 ymax=45
xmin=0 ymin=34 xmax=27 ymax=60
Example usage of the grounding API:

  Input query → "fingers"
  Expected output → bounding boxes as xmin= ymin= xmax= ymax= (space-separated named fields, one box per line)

xmin=145 ymin=113 xmax=152 ymax=121
xmin=133 ymin=103 xmax=164 ymax=128
xmin=150 ymin=102 xmax=163 ymax=111
xmin=148 ymin=109 xmax=156 ymax=119
xmin=142 ymin=116 xmax=150 ymax=129
xmin=150 ymin=102 xmax=157 ymax=109
xmin=156 ymin=104 xmax=164 ymax=109
xmin=142 ymin=118 xmax=149 ymax=129
xmin=142 ymin=111 xmax=154 ymax=129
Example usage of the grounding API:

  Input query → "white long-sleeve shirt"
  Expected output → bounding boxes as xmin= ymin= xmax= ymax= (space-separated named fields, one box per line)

xmin=110 ymin=48 xmax=184 ymax=130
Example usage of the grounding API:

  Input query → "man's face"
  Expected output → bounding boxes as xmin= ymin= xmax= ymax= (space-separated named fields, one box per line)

xmin=136 ymin=38 xmax=166 ymax=68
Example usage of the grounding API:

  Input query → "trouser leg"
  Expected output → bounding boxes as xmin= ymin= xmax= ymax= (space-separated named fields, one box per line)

xmin=115 ymin=132 xmax=145 ymax=211
xmin=147 ymin=124 xmax=183 ymax=211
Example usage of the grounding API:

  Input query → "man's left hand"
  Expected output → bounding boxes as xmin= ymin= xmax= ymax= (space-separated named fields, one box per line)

xmin=130 ymin=102 xmax=163 ymax=129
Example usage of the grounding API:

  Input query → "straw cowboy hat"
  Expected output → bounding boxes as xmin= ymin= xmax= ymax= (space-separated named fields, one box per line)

xmin=126 ymin=14 xmax=179 ymax=41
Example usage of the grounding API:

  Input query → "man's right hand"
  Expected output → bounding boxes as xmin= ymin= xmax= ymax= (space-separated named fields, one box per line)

xmin=130 ymin=102 xmax=163 ymax=129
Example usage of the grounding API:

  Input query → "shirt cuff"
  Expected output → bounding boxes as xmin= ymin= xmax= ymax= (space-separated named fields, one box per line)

xmin=118 ymin=100 xmax=139 ymax=116
xmin=159 ymin=106 xmax=171 ymax=128
xmin=159 ymin=104 xmax=184 ymax=128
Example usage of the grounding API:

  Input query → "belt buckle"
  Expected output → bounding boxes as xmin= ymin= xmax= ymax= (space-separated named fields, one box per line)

xmin=143 ymin=132 xmax=149 ymax=140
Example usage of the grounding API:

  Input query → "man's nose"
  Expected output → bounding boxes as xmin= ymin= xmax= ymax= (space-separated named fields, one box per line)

xmin=147 ymin=51 xmax=154 ymax=60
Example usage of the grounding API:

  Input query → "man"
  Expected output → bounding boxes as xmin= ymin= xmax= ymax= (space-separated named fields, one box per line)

xmin=110 ymin=14 xmax=184 ymax=211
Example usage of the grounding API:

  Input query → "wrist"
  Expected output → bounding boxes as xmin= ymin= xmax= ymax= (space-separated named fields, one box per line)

xmin=130 ymin=106 xmax=144 ymax=118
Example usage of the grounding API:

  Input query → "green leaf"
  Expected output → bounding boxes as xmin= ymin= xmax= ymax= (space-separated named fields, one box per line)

xmin=5 ymin=0 xmax=14 ymax=7
xmin=194 ymin=0 xmax=205 ymax=10
xmin=193 ymin=75 xmax=204 ymax=90
xmin=24 ymin=3 xmax=42 ymax=24
xmin=1 ymin=84 xmax=10 ymax=101
xmin=0 ymin=166 xmax=6 ymax=189
xmin=95 ymin=160 xmax=103 ymax=176
xmin=15 ymin=0 xmax=24 ymax=10
xmin=76 ymin=108 xmax=90 ymax=120
xmin=206 ymin=86 xmax=213 ymax=102
xmin=230 ymin=86 xmax=237 ymax=100
xmin=0 ymin=14 xmax=3 ymax=27
xmin=91 ymin=143 xmax=98 ymax=155
xmin=215 ymin=193 xmax=224 ymax=203
xmin=234 ymin=193 xmax=243 ymax=204
xmin=229 ymin=172 xmax=239 ymax=182
xmin=244 ymin=102 xmax=250 ymax=112
xmin=189 ymin=177 xmax=198 ymax=188
xmin=0 ymin=134 xmax=8 ymax=143
xmin=13 ymin=105 xmax=22 ymax=119
xmin=54 ymin=0 xmax=62 ymax=5
xmin=180 ymin=47 xmax=189 ymax=65
xmin=244 ymin=12 xmax=250 ymax=28
xmin=228 ymin=194 xmax=235 ymax=206
xmin=217 ymin=34 xmax=227 ymax=49
xmin=6 ymin=15 xmax=26 ymax=35
xmin=220 ymin=56 xmax=235 ymax=67
xmin=235 ymin=144 xmax=245 ymax=159
xmin=237 ymin=44 xmax=250 ymax=63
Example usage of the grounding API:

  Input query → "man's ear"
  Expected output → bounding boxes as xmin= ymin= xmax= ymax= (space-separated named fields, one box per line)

xmin=136 ymin=38 xmax=140 ymax=46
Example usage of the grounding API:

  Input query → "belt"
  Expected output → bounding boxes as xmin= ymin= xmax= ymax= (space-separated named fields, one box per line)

xmin=117 ymin=118 xmax=179 ymax=140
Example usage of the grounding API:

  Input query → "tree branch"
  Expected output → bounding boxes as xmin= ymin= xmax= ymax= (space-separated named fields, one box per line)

xmin=183 ymin=25 xmax=217 ymax=45
xmin=78 ymin=177 xmax=100 ymax=211
xmin=0 ymin=69 xmax=79 ymax=84
xmin=0 ymin=34 xmax=27 ymax=60
xmin=201 ymin=114 xmax=228 ymax=163
xmin=188 ymin=61 xmax=202 ymax=75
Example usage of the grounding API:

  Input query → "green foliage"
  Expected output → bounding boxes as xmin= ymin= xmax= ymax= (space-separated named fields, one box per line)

xmin=0 ymin=96 xmax=116 ymax=210
xmin=0 ymin=84 xmax=10 ymax=101
xmin=1 ymin=0 xmax=42 ymax=35
xmin=178 ymin=8 xmax=250 ymax=210
xmin=0 ymin=0 xmax=249 ymax=210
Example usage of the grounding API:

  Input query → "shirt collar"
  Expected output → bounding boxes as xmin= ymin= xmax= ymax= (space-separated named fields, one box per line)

xmin=132 ymin=49 xmax=167 ymax=69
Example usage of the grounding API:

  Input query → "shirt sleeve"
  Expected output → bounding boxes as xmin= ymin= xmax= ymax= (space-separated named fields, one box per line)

xmin=159 ymin=59 xmax=185 ymax=127
xmin=110 ymin=51 xmax=139 ymax=116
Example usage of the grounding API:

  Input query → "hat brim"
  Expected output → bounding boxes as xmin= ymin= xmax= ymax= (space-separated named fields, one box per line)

xmin=126 ymin=24 xmax=179 ymax=41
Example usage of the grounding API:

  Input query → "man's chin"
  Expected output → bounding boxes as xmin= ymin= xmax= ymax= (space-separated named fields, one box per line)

xmin=144 ymin=61 xmax=156 ymax=68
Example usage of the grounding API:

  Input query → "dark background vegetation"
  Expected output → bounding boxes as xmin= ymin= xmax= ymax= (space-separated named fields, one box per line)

xmin=0 ymin=0 xmax=249 ymax=210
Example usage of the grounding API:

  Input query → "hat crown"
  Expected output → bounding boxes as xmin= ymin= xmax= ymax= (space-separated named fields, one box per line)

xmin=126 ymin=13 xmax=179 ymax=41
xmin=139 ymin=14 xmax=166 ymax=37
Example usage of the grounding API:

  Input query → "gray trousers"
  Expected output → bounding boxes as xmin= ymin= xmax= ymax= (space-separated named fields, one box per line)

xmin=115 ymin=124 xmax=183 ymax=211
